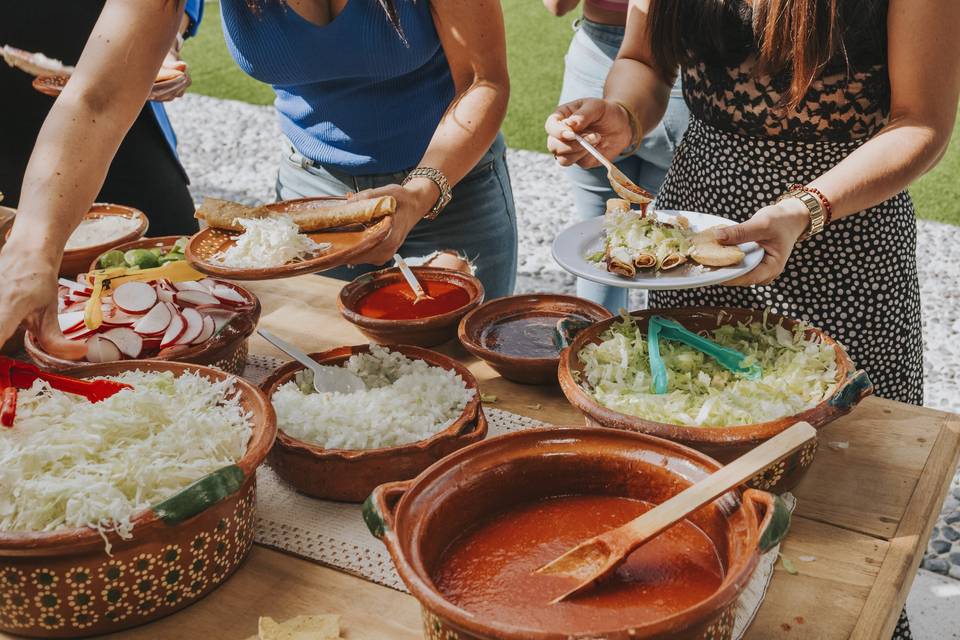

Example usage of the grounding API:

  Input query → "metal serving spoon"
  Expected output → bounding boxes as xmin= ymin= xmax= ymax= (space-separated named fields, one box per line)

xmin=572 ymin=132 xmax=655 ymax=207
xmin=258 ymin=329 xmax=365 ymax=395
xmin=536 ymin=421 xmax=816 ymax=603
xmin=393 ymin=254 xmax=433 ymax=304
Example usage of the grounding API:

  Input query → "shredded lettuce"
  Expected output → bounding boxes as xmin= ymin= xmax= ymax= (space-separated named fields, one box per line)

xmin=578 ymin=315 xmax=838 ymax=426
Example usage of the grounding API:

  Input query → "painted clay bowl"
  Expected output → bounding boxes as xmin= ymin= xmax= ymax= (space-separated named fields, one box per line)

xmin=25 ymin=280 xmax=260 ymax=376
xmin=558 ymin=308 xmax=874 ymax=493
xmin=338 ymin=267 xmax=484 ymax=347
xmin=58 ymin=204 xmax=149 ymax=278
xmin=262 ymin=344 xmax=486 ymax=502
xmin=458 ymin=293 xmax=612 ymax=385
xmin=0 ymin=360 xmax=277 ymax=638
xmin=364 ymin=426 xmax=791 ymax=640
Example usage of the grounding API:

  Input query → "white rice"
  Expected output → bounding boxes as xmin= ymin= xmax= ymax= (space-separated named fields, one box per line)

xmin=272 ymin=345 xmax=474 ymax=450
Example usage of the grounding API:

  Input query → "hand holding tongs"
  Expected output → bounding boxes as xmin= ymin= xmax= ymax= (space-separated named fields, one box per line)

xmin=0 ymin=357 xmax=132 ymax=428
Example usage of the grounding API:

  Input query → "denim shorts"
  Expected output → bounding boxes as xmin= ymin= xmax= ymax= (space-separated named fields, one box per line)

xmin=276 ymin=133 xmax=519 ymax=299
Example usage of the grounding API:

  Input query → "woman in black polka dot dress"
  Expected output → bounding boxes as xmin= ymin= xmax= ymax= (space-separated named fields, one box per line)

xmin=548 ymin=1 xmax=960 ymax=637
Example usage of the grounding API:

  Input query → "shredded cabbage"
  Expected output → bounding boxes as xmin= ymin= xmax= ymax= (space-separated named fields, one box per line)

xmin=590 ymin=211 xmax=691 ymax=268
xmin=0 ymin=371 xmax=252 ymax=549
xmin=273 ymin=345 xmax=474 ymax=450
xmin=578 ymin=315 xmax=838 ymax=426
xmin=212 ymin=215 xmax=330 ymax=268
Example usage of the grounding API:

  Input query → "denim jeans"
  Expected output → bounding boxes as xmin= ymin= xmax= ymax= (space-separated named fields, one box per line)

xmin=558 ymin=18 xmax=689 ymax=312
xmin=276 ymin=133 xmax=518 ymax=299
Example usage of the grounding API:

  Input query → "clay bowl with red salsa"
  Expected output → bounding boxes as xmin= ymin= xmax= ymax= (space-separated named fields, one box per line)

xmin=458 ymin=294 xmax=612 ymax=385
xmin=558 ymin=308 xmax=873 ymax=493
xmin=364 ymin=426 xmax=790 ymax=640
xmin=337 ymin=267 xmax=484 ymax=347
xmin=261 ymin=344 xmax=486 ymax=502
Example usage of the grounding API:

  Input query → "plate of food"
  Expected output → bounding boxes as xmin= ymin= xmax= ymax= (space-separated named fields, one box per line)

xmin=552 ymin=199 xmax=764 ymax=290
xmin=2 ymin=45 xmax=187 ymax=99
xmin=186 ymin=195 xmax=394 ymax=280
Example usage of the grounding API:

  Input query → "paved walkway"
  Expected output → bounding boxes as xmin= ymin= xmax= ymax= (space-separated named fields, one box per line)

xmin=167 ymin=95 xmax=960 ymax=591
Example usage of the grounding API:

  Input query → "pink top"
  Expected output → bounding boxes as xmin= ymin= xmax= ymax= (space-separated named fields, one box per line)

xmin=586 ymin=0 xmax=629 ymax=12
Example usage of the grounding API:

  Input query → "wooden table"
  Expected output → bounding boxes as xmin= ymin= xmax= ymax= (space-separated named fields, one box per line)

xmin=19 ymin=275 xmax=959 ymax=640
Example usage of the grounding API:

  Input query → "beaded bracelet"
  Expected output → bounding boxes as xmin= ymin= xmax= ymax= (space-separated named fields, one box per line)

xmin=788 ymin=184 xmax=834 ymax=226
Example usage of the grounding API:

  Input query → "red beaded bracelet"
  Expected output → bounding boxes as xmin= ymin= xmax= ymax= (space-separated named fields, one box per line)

xmin=788 ymin=184 xmax=834 ymax=226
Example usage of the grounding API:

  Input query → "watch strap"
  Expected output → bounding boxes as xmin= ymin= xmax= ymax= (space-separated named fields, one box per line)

xmin=403 ymin=167 xmax=451 ymax=220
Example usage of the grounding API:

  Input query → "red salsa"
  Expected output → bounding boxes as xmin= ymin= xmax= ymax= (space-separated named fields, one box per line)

xmin=356 ymin=281 xmax=470 ymax=320
xmin=432 ymin=495 xmax=724 ymax=634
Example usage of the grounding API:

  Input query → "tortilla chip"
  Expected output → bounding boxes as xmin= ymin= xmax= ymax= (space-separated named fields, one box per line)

xmin=258 ymin=614 xmax=341 ymax=640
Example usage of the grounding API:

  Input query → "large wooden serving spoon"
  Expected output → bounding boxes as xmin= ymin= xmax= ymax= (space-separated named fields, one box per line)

xmin=536 ymin=421 xmax=817 ymax=603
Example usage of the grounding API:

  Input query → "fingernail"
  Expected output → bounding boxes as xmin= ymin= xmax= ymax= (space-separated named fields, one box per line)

xmin=714 ymin=227 xmax=729 ymax=242
xmin=561 ymin=130 xmax=574 ymax=140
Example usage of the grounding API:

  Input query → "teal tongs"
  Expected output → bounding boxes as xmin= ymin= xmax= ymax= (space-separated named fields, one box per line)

xmin=647 ymin=315 xmax=762 ymax=394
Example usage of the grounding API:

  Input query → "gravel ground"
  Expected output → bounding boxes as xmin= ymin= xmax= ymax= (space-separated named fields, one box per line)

xmin=167 ymin=94 xmax=960 ymax=575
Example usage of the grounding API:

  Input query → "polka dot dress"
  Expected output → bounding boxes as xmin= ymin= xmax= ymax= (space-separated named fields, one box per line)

xmin=651 ymin=116 xmax=924 ymax=407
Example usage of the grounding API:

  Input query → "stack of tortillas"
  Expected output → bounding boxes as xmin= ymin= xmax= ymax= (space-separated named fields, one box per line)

xmin=254 ymin=614 xmax=342 ymax=640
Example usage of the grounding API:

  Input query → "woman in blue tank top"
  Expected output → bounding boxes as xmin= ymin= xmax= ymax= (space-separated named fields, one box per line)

xmin=221 ymin=0 xmax=518 ymax=297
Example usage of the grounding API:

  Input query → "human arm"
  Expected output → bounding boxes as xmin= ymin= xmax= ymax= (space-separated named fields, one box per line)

xmin=545 ymin=0 xmax=672 ymax=166
xmin=543 ymin=0 xmax=582 ymax=18
xmin=0 ymin=0 xmax=184 ymax=356
xmin=720 ymin=0 xmax=960 ymax=285
xmin=348 ymin=0 xmax=510 ymax=265
xmin=152 ymin=0 xmax=202 ymax=102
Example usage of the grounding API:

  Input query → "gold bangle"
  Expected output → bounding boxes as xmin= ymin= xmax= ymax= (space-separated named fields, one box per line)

xmin=777 ymin=188 xmax=825 ymax=242
xmin=614 ymin=100 xmax=642 ymax=156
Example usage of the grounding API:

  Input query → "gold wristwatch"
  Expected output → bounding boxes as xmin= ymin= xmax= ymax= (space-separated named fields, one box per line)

xmin=778 ymin=188 xmax=826 ymax=241
xmin=403 ymin=167 xmax=452 ymax=220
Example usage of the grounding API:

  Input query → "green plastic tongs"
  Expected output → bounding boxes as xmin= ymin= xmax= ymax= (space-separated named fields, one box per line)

xmin=647 ymin=316 xmax=762 ymax=394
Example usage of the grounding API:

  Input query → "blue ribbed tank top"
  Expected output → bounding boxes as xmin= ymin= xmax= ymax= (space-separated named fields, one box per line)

xmin=221 ymin=0 xmax=455 ymax=175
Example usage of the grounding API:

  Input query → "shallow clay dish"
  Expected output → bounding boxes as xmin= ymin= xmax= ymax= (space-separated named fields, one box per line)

xmin=364 ymin=426 xmax=791 ymax=640
xmin=33 ymin=71 xmax=187 ymax=100
xmin=338 ymin=267 xmax=484 ymax=347
xmin=558 ymin=308 xmax=874 ymax=492
xmin=25 ymin=280 xmax=260 ymax=375
xmin=0 ymin=360 xmax=276 ymax=638
xmin=262 ymin=344 xmax=485 ymax=502
xmin=55 ymin=204 xmax=149 ymax=278
xmin=458 ymin=293 xmax=612 ymax=385
xmin=186 ymin=197 xmax=393 ymax=280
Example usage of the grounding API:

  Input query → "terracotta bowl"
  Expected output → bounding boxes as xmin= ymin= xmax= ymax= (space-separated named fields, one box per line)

xmin=558 ymin=308 xmax=874 ymax=493
xmin=87 ymin=235 xmax=187 ymax=273
xmin=365 ymin=426 xmax=791 ymax=640
xmin=337 ymin=267 xmax=484 ymax=347
xmin=458 ymin=294 xmax=612 ymax=385
xmin=262 ymin=344 xmax=486 ymax=502
xmin=0 ymin=360 xmax=277 ymax=638
xmin=24 ymin=281 xmax=260 ymax=376
xmin=59 ymin=204 xmax=149 ymax=278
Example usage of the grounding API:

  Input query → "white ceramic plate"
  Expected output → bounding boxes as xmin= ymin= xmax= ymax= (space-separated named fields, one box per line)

xmin=551 ymin=209 xmax=764 ymax=290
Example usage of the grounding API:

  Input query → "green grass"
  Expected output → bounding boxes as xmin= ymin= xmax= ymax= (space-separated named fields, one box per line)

xmin=183 ymin=1 xmax=958 ymax=226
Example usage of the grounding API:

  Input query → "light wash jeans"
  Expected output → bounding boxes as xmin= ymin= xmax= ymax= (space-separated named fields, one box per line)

xmin=276 ymin=133 xmax=518 ymax=299
xmin=559 ymin=18 xmax=689 ymax=312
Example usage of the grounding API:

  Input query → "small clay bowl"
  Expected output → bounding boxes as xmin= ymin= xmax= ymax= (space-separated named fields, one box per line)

xmin=262 ymin=344 xmax=485 ymax=502
xmin=458 ymin=294 xmax=612 ymax=385
xmin=558 ymin=308 xmax=874 ymax=493
xmin=58 ymin=204 xmax=149 ymax=278
xmin=0 ymin=359 xmax=277 ymax=638
xmin=337 ymin=267 xmax=484 ymax=347
xmin=87 ymin=235 xmax=187 ymax=273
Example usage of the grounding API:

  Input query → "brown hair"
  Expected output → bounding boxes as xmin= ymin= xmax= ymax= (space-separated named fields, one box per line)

xmin=649 ymin=0 xmax=850 ymax=110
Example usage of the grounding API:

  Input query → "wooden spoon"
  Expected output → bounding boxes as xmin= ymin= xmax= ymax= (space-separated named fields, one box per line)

xmin=572 ymin=133 xmax=655 ymax=205
xmin=536 ymin=421 xmax=817 ymax=603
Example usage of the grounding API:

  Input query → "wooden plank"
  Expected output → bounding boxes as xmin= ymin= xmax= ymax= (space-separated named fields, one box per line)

xmin=850 ymin=414 xmax=960 ymax=640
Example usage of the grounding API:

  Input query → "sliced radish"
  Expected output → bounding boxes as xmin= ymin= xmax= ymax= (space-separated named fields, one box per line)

xmin=156 ymin=284 xmax=175 ymax=304
xmin=102 ymin=328 xmax=143 ymax=358
xmin=64 ymin=326 xmax=95 ymax=341
xmin=192 ymin=315 xmax=216 ymax=345
xmin=160 ymin=313 xmax=186 ymax=349
xmin=59 ymin=278 xmax=92 ymax=295
xmin=210 ymin=285 xmax=247 ymax=306
xmin=86 ymin=336 xmax=122 ymax=363
xmin=58 ymin=311 xmax=86 ymax=333
xmin=113 ymin=282 xmax=157 ymax=314
xmin=133 ymin=303 xmax=172 ymax=336
xmin=174 ymin=281 xmax=208 ymax=293
xmin=177 ymin=308 xmax=204 ymax=345
xmin=174 ymin=290 xmax=219 ymax=307
xmin=102 ymin=308 xmax=140 ymax=327
xmin=61 ymin=301 xmax=87 ymax=315
xmin=142 ymin=337 xmax=162 ymax=352
xmin=195 ymin=308 xmax=237 ymax=334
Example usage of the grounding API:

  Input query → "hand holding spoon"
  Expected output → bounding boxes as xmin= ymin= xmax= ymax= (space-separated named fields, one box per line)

xmin=572 ymin=132 xmax=655 ymax=207
xmin=393 ymin=254 xmax=433 ymax=304
xmin=536 ymin=421 xmax=816 ymax=603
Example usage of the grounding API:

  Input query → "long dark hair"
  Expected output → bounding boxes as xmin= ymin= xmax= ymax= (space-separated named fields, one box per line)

xmin=648 ymin=0 xmax=882 ymax=110
xmin=245 ymin=0 xmax=408 ymax=42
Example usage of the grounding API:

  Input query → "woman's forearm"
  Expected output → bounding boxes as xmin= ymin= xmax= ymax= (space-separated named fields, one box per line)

xmin=604 ymin=57 xmax=671 ymax=140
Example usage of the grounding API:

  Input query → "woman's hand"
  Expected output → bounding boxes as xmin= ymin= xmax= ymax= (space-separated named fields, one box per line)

xmin=0 ymin=249 xmax=86 ymax=360
xmin=545 ymin=98 xmax=633 ymax=168
xmin=346 ymin=178 xmax=439 ymax=266
xmin=150 ymin=51 xmax=191 ymax=102
xmin=717 ymin=198 xmax=811 ymax=286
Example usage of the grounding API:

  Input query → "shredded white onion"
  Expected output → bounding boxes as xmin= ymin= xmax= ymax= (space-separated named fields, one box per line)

xmin=211 ymin=215 xmax=329 ymax=269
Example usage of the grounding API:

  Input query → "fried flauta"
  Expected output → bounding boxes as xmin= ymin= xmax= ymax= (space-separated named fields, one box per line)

xmin=605 ymin=246 xmax=637 ymax=278
xmin=659 ymin=253 xmax=688 ymax=270
xmin=196 ymin=196 xmax=396 ymax=232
